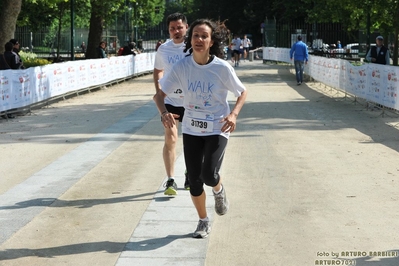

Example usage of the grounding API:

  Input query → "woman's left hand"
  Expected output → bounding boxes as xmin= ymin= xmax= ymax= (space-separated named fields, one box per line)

xmin=220 ymin=113 xmax=237 ymax=133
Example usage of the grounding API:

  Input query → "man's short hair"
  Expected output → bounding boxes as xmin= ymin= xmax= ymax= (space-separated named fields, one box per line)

xmin=167 ymin=12 xmax=187 ymax=26
xmin=5 ymin=42 xmax=14 ymax=51
xmin=297 ymin=35 xmax=302 ymax=41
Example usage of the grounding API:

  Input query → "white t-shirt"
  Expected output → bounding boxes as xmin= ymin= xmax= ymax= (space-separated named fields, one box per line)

xmin=159 ymin=55 xmax=246 ymax=139
xmin=243 ymin=38 xmax=251 ymax=48
xmin=154 ymin=39 xmax=188 ymax=107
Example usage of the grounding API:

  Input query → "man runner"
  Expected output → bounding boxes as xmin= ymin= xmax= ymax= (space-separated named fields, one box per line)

xmin=153 ymin=13 xmax=189 ymax=195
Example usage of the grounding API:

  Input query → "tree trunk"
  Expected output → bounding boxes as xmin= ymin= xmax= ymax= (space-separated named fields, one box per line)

xmin=393 ymin=28 xmax=398 ymax=66
xmin=56 ymin=2 xmax=67 ymax=60
xmin=0 ymin=0 xmax=22 ymax=53
xmin=85 ymin=0 xmax=105 ymax=59
xmin=392 ymin=2 xmax=399 ymax=66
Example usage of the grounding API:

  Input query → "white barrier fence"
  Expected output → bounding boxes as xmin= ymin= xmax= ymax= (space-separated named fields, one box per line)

xmin=0 ymin=52 xmax=156 ymax=113
xmin=263 ymin=47 xmax=399 ymax=111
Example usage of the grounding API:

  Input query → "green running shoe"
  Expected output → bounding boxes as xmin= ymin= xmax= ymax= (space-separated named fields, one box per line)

xmin=164 ymin=179 xmax=177 ymax=196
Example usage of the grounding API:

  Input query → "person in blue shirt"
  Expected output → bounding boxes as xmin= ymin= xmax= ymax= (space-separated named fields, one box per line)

xmin=290 ymin=35 xmax=308 ymax=85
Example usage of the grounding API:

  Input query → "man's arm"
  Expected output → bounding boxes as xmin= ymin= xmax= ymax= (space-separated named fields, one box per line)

xmin=290 ymin=45 xmax=294 ymax=59
xmin=153 ymin=68 xmax=164 ymax=94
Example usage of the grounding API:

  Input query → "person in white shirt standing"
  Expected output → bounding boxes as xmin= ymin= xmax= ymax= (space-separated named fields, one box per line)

xmin=153 ymin=13 xmax=189 ymax=195
xmin=153 ymin=18 xmax=247 ymax=238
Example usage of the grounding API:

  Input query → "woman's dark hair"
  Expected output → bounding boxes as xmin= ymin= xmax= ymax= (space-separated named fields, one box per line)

xmin=184 ymin=18 xmax=230 ymax=59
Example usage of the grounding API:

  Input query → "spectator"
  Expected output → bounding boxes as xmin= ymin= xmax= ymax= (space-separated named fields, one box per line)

xmin=96 ymin=41 xmax=106 ymax=58
xmin=4 ymin=42 xmax=24 ymax=69
xmin=9 ymin=39 xmax=25 ymax=69
xmin=130 ymin=42 xmax=141 ymax=54
xmin=366 ymin=36 xmax=390 ymax=65
xmin=80 ymin=42 xmax=86 ymax=53
xmin=155 ymin=39 xmax=163 ymax=51
xmin=1 ymin=41 xmax=22 ymax=119
xmin=337 ymin=40 xmax=342 ymax=49
xmin=290 ymin=35 xmax=308 ymax=85
xmin=117 ymin=46 xmax=124 ymax=56
xmin=0 ymin=52 xmax=10 ymax=70
xmin=121 ymin=42 xmax=136 ymax=56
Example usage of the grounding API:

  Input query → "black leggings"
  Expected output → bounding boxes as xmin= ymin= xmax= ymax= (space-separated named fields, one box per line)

xmin=183 ymin=134 xmax=228 ymax=197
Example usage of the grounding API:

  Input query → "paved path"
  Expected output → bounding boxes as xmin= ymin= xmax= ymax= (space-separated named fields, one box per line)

xmin=1 ymin=60 xmax=399 ymax=266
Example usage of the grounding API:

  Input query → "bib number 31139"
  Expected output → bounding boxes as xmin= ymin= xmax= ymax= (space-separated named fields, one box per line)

xmin=185 ymin=110 xmax=214 ymax=133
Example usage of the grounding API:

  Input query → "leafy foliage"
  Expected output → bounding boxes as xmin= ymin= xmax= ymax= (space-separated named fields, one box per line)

xmin=19 ymin=50 xmax=51 ymax=68
xmin=2 ymin=0 xmax=398 ymax=64
xmin=23 ymin=58 xmax=52 ymax=68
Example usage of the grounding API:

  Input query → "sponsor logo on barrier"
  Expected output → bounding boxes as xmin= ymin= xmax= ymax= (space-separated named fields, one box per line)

xmin=1 ymin=76 xmax=9 ymax=85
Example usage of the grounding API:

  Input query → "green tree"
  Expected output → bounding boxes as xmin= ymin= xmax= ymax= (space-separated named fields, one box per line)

xmin=12 ymin=0 xmax=164 ymax=59
xmin=85 ymin=0 xmax=164 ymax=59
xmin=17 ymin=0 xmax=91 ymax=59
xmin=302 ymin=0 xmax=399 ymax=65
xmin=164 ymin=0 xmax=197 ymax=20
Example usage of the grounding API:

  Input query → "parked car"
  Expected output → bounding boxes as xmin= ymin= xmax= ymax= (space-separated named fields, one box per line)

xmin=329 ymin=43 xmax=357 ymax=58
xmin=331 ymin=43 xmax=376 ymax=59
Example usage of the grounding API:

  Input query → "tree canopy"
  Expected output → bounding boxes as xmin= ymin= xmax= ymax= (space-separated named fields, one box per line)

xmin=0 ymin=0 xmax=397 ymax=64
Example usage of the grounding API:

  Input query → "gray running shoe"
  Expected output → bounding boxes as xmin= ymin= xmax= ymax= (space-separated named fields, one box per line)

xmin=213 ymin=186 xmax=229 ymax=215
xmin=192 ymin=220 xmax=211 ymax=238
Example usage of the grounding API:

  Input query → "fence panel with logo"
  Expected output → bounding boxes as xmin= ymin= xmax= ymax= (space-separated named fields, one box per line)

xmin=0 ymin=53 xmax=155 ymax=113
xmin=263 ymin=47 xmax=399 ymax=111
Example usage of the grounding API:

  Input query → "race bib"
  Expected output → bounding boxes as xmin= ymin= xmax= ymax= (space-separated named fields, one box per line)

xmin=184 ymin=110 xmax=214 ymax=133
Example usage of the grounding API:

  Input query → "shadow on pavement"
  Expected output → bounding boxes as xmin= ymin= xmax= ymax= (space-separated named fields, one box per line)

xmin=231 ymin=63 xmax=399 ymax=155
xmin=0 ymin=234 xmax=191 ymax=260
xmin=0 ymin=192 xmax=156 ymax=210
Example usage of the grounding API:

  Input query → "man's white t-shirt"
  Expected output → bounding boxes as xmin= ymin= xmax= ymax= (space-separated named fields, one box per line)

xmin=243 ymin=38 xmax=251 ymax=48
xmin=154 ymin=39 xmax=187 ymax=107
xmin=159 ymin=55 xmax=246 ymax=139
